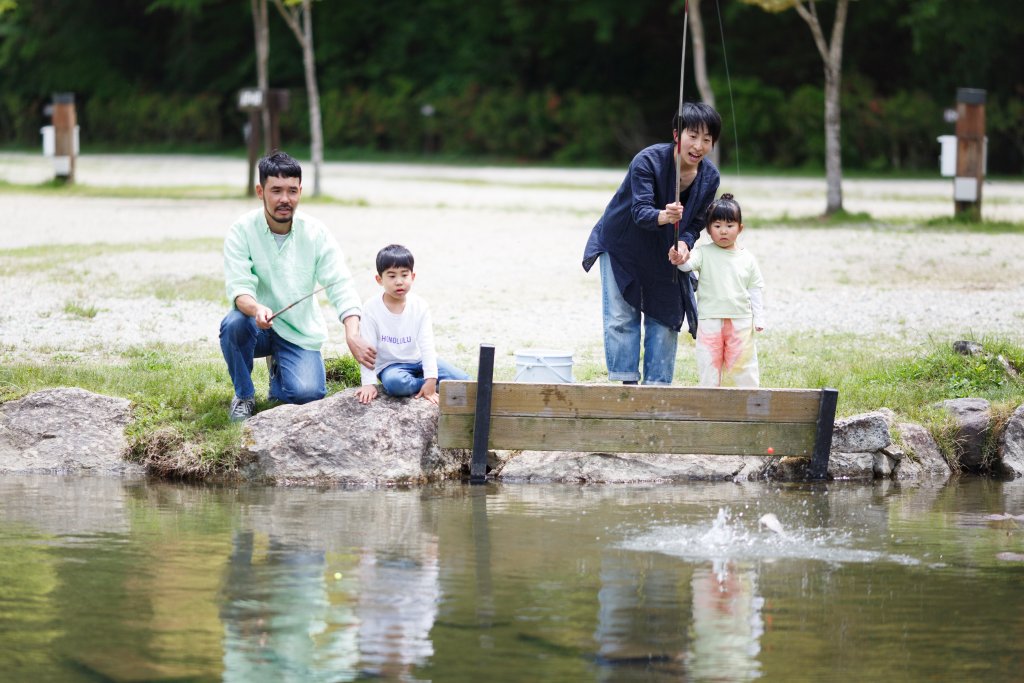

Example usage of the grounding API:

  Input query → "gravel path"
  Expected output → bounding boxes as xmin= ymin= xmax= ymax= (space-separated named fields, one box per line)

xmin=1 ymin=153 xmax=1022 ymax=373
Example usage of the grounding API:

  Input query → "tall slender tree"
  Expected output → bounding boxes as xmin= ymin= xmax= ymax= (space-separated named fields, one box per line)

xmin=742 ymin=0 xmax=850 ymax=214
xmin=251 ymin=0 xmax=271 ymax=153
xmin=688 ymin=0 xmax=719 ymax=166
xmin=271 ymin=0 xmax=323 ymax=196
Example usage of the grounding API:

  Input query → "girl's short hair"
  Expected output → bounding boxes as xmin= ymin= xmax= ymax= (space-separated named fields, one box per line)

xmin=376 ymin=244 xmax=415 ymax=274
xmin=705 ymin=193 xmax=742 ymax=224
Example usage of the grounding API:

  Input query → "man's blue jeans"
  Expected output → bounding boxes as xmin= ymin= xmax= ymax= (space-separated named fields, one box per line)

xmin=599 ymin=253 xmax=678 ymax=385
xmin=379 ymin=360 xmax=469 ymax=397
xmin=219 ymin=309 xmax=326 ymax=404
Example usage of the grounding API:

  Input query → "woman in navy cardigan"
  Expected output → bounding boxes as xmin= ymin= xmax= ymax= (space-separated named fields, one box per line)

xmin=582 ymin=102 xmax=721 ymax=385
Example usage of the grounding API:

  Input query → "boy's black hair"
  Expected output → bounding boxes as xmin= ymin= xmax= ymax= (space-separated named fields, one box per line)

xmin=258 ymin=150 xmax=302 ymax=185
xmin=671 ymin=102 xmax=722 ymax=145
xmin=705 ymin=192 xmax=742 ymax=224
xmin=376 ymin=244 xmax=415 ymax=274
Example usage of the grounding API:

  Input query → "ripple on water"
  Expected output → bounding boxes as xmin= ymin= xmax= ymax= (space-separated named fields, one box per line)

xmin=621 ymin=507 xmax=922 ymax=566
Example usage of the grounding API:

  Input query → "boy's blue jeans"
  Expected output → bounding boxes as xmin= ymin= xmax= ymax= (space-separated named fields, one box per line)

xmin=599 ymin=253 xmax=678 ymax=385
xmin=219 ymin=309 xmax=326 ymax=404
xmin=379 ymin=360 xmax=469 ymax=397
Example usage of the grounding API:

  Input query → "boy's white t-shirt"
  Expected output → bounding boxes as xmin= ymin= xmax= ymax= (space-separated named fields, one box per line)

xmin=358 ymin=292 xmax=439 ymax=386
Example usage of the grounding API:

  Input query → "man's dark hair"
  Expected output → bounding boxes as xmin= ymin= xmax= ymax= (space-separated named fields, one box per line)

xmin=376 ymin=244 xmax=415 ymax=274
xmin=671 ymin=102 xmax=722 ymax=146
xmin=258 ymin=151 xmax=302 ymax=186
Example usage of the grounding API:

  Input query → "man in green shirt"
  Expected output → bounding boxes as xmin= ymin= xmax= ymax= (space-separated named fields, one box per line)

xmin=220 ymin=151 xmax=375 ymax=421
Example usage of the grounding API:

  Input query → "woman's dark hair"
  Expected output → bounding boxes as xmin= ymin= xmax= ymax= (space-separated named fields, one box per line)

xmin=376 ymin=244 xmax=415 ymax=274
xmin=705 ymin=193 xmax=742 ymax=224
xmin=671 ymin=102 xmax=722 ymax=145
xmin=258 ymin=150 xmax=302 ymax=185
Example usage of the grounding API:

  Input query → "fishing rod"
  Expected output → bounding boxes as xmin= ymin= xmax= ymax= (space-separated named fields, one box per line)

xmin=673 ymin=0 xmax=689 ymax=283
xmin=268 ymin=280 xmax=341 ymax=321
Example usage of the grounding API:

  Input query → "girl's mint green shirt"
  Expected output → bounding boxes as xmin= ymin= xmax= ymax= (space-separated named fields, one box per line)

xmin=224 ymin=208 xmax=362 ymax=350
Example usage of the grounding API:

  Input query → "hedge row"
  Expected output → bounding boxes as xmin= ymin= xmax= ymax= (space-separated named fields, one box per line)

xmin=2 ymin=83 xmax=1020 ymax=172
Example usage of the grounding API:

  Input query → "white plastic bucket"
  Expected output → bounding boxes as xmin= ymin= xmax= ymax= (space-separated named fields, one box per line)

xmin=514 ymin=348 xmax=574 ymax=383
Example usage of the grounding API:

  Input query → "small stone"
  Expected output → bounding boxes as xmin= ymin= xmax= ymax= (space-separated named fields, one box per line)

xmin=952 ymin=340 xmax=984 ymax=356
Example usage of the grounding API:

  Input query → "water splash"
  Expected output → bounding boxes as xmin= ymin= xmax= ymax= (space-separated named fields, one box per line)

xmin=621 ymin=507 xmax=920 ymax=566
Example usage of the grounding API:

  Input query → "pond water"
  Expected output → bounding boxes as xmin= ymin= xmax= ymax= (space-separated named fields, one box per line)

xmin=1 ymin=474 xmax=1023 ymax=682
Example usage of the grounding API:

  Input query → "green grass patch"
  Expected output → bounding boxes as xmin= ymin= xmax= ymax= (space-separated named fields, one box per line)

xmin=0 ymin=178 xmax=242 ymax=200
xmin=0 ymin=238 xmax=222 ymax=261
xmin=923 ymin=214 xmax=1024 ymax=233
xmin=754 ymin=213 xmax=1022 ymax=232
xmin=0 ymin=178 xmax=372 ymax=207
xmin=759 ymin=333 xmax=1023 ymax=418
xmin=62 ymin=301 xmax=99 ymax=318
xmin=149 ymin=275 xmax=226 ymax=303
xmin=0 ymin=239 xmax=222 ymax=279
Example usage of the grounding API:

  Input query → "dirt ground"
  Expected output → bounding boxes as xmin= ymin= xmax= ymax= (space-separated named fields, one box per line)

xmin=1 ymin=152 xmax=1022 ymax=376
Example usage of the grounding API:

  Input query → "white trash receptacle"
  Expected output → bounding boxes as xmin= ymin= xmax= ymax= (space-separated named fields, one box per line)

xmin=514 ymin=349 xmax=574 ymax=383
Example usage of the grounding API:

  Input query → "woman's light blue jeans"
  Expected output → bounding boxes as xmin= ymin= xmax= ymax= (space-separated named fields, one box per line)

xmin=379 ymin=360 xmax=469 ymax=397
xmin=599 ymin=253 xmax=678 ymax=385
xmin=219 ymin=309 xmax=326 ymax=404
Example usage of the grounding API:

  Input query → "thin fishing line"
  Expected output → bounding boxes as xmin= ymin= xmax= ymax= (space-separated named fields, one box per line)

xmin=715 ymin=0 xmax=741 ymax=178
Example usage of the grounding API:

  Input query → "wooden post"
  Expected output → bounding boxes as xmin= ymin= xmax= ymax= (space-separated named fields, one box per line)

xmin=808 ymin=388 xmax=838 ymax=481
xmin=470 ymin=344 xmax=495 ymax=484
xmin=246 ymin=111 xmax=262 ymax=196
xmin=51 ymin=93 xmax=76 ymax=184
xmin=267 ymin=89 xmax=290 ymax=154
xmin=238 ymin=88 xmax=265 ymax=196
xmin=954 ymin=88 xmax=986 ymax=221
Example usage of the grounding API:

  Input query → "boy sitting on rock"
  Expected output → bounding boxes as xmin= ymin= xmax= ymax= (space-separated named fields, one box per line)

xmin=355 ymin=244 xmax=469 ymax=405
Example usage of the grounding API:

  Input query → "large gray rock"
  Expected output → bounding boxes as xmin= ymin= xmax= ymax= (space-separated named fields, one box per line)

xmin=824 ymin=411 xmax=891 ymax=480
xmin=828 ymin=452 xmax=876 ymax=480
xmin=241 ymin=389 xmax=466 ymax=484
xmin=997 ymin=404 xmax=1024 ymax=478
xmin=831 ymin=411 xmax=892 ymax=453
xmin=495 ymin=451 xmax=774 ymax=483
xmin=936 ymin=398 xmax=991 ymax=472
xmin=0 ymin=388 xmax=137 ymax=474
xmin=894 ymin=422 xmax=951 ymax=479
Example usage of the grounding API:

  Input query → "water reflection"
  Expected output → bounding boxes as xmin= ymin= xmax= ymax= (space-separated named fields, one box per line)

xmin=220 ymin=532 xmax=357 ymax=682
xmin=1 ymin=476 xmax=1024 ymax=682
xmin=687 ymin=560 xmax=764 ymax=681
xmin=219 ymin=490 xmax=441 ymax=682
xmin=593 ymin=551 xmax=688 ymax=678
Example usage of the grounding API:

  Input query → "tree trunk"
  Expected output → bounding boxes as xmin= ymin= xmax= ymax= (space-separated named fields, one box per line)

xmin=251 ymin=0 xmax=271 ymax=155
xmin=272 ymin=0 xmax=325 ymax=196
xmin=794 ymin=0 xmax=848 ymax=215
xmin=689 ymin=0 xmax=720 ymax=167
xmin=823 ymin=57 xmax=842 ymax=213
xmin=301 ymin=0 xmax=324 ymax=197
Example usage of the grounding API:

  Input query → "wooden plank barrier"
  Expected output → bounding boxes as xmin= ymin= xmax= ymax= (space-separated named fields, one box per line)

xmin=440 ymin=347 xmax=837 ymax=482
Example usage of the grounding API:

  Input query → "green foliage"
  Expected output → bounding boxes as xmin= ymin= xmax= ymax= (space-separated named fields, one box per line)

xmin=290 ymin=85 xmax=644 ymax=163
xmin=715 ymin=76 xmax=786 ymax=167
xmin=83 ymin=92 xmax=227 ymax=147
xmin=1 ymin=1 xmax=1022 ymax=168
